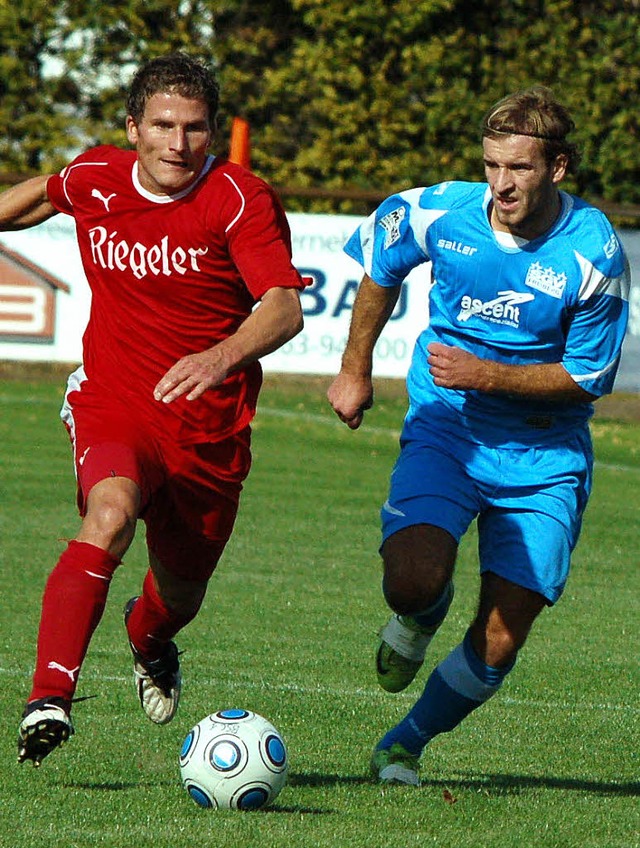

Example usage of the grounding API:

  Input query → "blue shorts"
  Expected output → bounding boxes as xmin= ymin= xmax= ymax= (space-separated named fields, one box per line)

xmin=380 ymin=425 xmax=593 ymax=604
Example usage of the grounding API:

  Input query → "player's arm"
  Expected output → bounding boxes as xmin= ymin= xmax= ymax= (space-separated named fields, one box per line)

xmin=426 ymin=342 xmax=596 ymax=402
xmin=154 ymin=286 xmax=303 ymax=404
xmin=0 ymin=175 xmax=57 ymax=230
xmin=327 ymin=274 xmax=402 ymax=429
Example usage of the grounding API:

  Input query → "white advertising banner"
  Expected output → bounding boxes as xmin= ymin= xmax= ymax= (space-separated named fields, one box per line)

xmin=0 ymin=211 xmax=429 ymax=380
xmin=262 ymin=213 xmax=429 ymax=378
xmin=0 ymin=212 xmax=638 ymax=389
xmin=0 ymin=216 xmax=90 ymax=363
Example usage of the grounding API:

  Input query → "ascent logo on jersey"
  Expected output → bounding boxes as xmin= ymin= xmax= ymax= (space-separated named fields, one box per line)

xmin=378 ymin=207 xmax=405 ymax=248
xmin=88 ymin=226 xmax=209 ymax=280
xmin=524 ymin=261 xmax=567 ymax=298
xmin=457 ymin=290 xmax=535 ymax=326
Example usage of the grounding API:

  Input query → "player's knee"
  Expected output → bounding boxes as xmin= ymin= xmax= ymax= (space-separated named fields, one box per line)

xmin=381 ymin=549 xmax=447 ymax=615
xmin=381 ymin=562 xmax=448 ymax=615
xmin=382 ymin=580 xmax=441 ymax=615
xmin=83 ymin=499 xmax=137 ymax=553
xmin=381 ymin=525 xmax=455 ymax=614
xmin=81 ymin=478 xmax=140 ymax=555
xmin=158 ymin=579 xmax=207 ymax=620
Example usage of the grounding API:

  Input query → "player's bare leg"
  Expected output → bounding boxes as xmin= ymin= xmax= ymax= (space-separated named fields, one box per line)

xmin=376 ymin=525 xmax=457 ymax=693
xmin=18 ymin=477 xmax=138 ymax=765
xmin=373 ymin=572 xmax=546 ymax=784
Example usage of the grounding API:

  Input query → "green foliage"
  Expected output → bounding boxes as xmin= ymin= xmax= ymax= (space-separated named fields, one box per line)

xmin=0 ymin=0 xmax=638 ymax=215
xmin=0 ymin=0 xmax=218 ymax=170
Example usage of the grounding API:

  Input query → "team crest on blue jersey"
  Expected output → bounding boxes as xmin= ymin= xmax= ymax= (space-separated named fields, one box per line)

xmin=378 ymin=207 xmax=405 ymax=248
xmin=524 ymin=261 xmax=567 ymax=299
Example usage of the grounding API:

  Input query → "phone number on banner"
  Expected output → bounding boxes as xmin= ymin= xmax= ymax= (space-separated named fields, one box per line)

xmin=279 ymin=333 xmax=410 ymax=361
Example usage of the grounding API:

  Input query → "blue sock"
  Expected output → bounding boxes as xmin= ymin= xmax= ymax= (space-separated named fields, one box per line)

xmin=378 ymin=629 xmax=515 ymax=757
xmin=410 ymin=580 xmax=454 ymax=631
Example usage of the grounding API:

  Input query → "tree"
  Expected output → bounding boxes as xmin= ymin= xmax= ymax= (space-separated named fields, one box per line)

xmin=0 ymin=0 xmax=217 ymax=172
xmin=234 ymin=0 xmax=640 ymax=213
xmin=1 ymin=0 xmax=638 ymax=219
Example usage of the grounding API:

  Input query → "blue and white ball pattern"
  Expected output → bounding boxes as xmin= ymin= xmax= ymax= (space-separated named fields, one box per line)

xmin=179 ymin=709 xmax=288 ymax=810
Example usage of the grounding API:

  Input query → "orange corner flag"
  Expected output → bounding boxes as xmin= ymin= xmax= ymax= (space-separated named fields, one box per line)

xmin=229 ymin=117 xmax=251 ymax=169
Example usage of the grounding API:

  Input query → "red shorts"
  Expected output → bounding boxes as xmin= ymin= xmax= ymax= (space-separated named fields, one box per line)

xmin=62 ymin=378 xmax=252 ymax=581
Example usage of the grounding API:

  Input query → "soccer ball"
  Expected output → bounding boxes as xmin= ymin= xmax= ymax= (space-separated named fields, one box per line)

xmin=179 ymin=709 xmax=288 ymax=810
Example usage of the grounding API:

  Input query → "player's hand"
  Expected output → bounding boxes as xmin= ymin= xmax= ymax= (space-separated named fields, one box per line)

xmin=427 ymin=342 xmax=490 ymax=391
xmin=327 ymin=372 xmax=373 ymax=430
xmin=154 ymin=349 xmax=228 ymax=404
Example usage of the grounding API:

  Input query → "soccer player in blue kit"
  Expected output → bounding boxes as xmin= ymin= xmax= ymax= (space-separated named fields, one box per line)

xmin=327 ymin=86 xmax=630 ymax=785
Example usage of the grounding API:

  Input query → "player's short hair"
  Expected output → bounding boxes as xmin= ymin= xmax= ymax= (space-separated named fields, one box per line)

xmin=127 ymin=53 xmax=220 ymax=126
xmin=482 ymin=86 xmax=581 ymax=172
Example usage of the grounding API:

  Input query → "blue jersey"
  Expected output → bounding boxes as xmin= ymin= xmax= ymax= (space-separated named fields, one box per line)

xmin=345 ymin=182 xmax=630 ymax=446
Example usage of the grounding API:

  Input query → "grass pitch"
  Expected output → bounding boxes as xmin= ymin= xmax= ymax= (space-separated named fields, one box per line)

xmin=0 ymin=372 xmax=638 ymax=848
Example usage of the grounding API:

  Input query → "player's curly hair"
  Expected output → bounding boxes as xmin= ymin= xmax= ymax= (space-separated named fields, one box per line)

xmin=482 ymin=86 xmax=581 ymax=172
xmin=127 ymin=53 xmax=220 ymax=126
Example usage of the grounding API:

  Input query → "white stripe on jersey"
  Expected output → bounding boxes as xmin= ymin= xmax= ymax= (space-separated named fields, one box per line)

xmin=223 ymin=173 xmax=246 ymax=233
xmin=61 ymin=162 xmax=109 ymax=207
xmin=407 ymin=207 xmax=446 ymax=257
xmin=571 ymin=358 xmax=620 ymax=384
xmin=60 ymin=364 xmax=88 ymax=474
xmin=575 ymin=250 xmax=630 ymax=302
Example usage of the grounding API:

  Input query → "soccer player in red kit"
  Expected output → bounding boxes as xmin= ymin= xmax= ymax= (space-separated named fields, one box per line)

xmin=0 ymin=53 xmax=306 ymax=766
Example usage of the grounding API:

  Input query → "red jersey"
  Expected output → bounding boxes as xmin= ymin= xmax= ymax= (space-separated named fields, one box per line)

xmin=47 ymin=147 xmax=304 ymax=444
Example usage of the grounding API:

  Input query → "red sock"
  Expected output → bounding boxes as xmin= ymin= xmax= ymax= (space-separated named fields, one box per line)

xmin=126 ymin=569 xmax=198 ymax=660
xmin=29 ymin=541 xmax=120 ymax=704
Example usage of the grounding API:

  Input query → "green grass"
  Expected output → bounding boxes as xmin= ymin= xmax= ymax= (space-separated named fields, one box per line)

xmin=0 ymin=374 xmax=638 ymax=848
